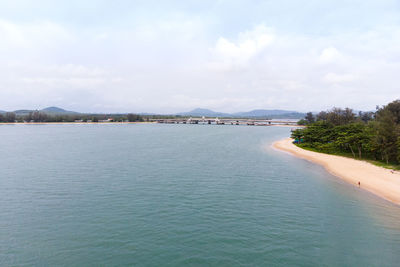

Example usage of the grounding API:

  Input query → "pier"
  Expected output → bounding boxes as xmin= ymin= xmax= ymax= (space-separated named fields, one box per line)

xmin=150 ymin=117 xmax=298 ymax=126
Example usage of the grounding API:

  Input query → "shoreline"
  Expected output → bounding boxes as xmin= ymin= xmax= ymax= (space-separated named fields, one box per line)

xmin=0 ymin=122 xmax=298 ymax=127
xmin=0 ymin=122 xmax=156 ymax=125
xmin=273 ymin=138 xmax=400 ymax=205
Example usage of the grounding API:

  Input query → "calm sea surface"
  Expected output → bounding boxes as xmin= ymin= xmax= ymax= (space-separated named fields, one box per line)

xmin=1 ymin=124 xmax=400 ymax=266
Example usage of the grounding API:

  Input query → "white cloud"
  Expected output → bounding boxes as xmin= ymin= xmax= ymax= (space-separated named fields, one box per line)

xmin=323 ymin=72 xmax=358 ymax=83
xmin=211 ymin=24 xmax=275 ymax=69
xmin=1 ymin=15 xmax=400 ymax=113
xmin=0 ymin=19 xmax=74 ymax=48
xmin=319 ymin=46 xmax=342 ymax=63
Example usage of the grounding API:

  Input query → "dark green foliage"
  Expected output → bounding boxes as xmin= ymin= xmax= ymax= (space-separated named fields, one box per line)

xmin=397 ymin=137 xmax=400 ymax=163
xmin=335 ymin=123 xmax=369 ymax=158
xmin=127 ymin=113 xmax=144 ymax=122
xmin=316 ymin=111 xmax=328 ymax=121
xmin=316 ymin=107 xmax=355 ymax=125
xmin=25 ymin=111 xmax=48 ymax=122
xmin=382 ymin=100 xmax=400 ymax=124
xmin=297 ymin=119 xmax=307 ymax=125
xmin=0 ymin=111 xmax=157 ymax=123
xmin=0 ymin=112 xmax=15 ymax=122
xmin=298 ymin=112 xmax=316 ymax=125
xmin=358 ymin=111 xmax=374 ymax=123
xmin=373 ymin=109 xmax=399 ymax=163
xmin=4 ymin=112 xmax=16 ymax=122
xmin=305 ymin=112 xmax=315 ymax=124
xmin=294 ymin=100 xmax=400 ymax=165
xmin=291 ymin=128 xmax=303 ymax=140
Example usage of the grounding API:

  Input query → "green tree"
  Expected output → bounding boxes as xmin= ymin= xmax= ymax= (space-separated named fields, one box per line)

xmin=297 ymin=119 xmax=307 ymax=125
xmin=375 ymin=109 xmax=399 ymax=163
xmin=334 ymin=123 xmax=368 ymax=158
xmin=358 ymin=111 xmax=374 ymax=123
xmin=127 ymin=113 xmax=144 ymax=122
xmin=383 ymin=99 xmax=400 ymax=124
xmin=397 ymin=136 xmax=400 ymax=163
xmin=291 ymin=128 xmax=304 ymax=140
xmin=292 ymin=99 xmax=400 ymax=166
xmin=5 ymin=112 xmax=16 ymax=122
xmin=326 ymin=108 xmax=355 ymax=125
xmin=305 ymin=112 xmax=315 ymax=124
xmin=316 ymin=111 xmax=328 ymax=121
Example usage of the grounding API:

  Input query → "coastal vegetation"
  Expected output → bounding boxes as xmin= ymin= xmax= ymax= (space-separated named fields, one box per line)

xmin=0 ymin=111 xmax=186 ymax=123
xmin=293 ymin=100 xmax=400 ymax=168
xmin=0 ymin=112 xmax=147 ymax=123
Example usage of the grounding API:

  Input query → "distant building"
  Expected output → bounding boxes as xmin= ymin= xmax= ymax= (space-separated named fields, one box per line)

xmin=99 ymin=118 xmax=114 ymax=122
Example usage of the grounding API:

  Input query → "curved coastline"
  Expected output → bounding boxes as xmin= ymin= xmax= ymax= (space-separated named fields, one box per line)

xmin=273 ymin=138 xmax=400 ymax=205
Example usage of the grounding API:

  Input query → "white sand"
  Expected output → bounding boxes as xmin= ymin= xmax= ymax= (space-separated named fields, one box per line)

xmin=273 ymin=138 xmax=400 ymax=205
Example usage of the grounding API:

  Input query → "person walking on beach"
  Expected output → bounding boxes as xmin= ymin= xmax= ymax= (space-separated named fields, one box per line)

xmin=358 ymin=181 xmax=360 ymax=187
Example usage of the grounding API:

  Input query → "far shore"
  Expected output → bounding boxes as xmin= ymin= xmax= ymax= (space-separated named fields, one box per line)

xmin=273 ymin=138 xmax=400 ymax=205
xmin=0 ymin=122 xmax=299 ymax=127
xmin=0 ymin=122 xmax=156 ymax=125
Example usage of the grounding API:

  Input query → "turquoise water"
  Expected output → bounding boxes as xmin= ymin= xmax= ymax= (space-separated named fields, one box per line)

xmin=1 ymin=124 xmax=400 ymax=266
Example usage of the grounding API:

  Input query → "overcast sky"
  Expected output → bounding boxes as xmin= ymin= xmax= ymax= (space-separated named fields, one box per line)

xmin=0 ymin=0 xmax=399 ymax=113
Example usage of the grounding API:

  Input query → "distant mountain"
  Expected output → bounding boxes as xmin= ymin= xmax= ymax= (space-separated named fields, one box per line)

xmin=2 ymin=106 xmax=305 ymax=119
xmin=13 ymin=107 xmax=78 ymax=116
xmin=41 ymin=106 xmax=78 ymax=114
xmin=266 ymin=112 xmax=306 ymax=119
xmin=177 ymin=108 xmax=305 ymax=119
xmin=42 ymin=107 xmax=66 ymax=113
xmin=233 ymin=109 xmax=300 ymax=117
xmin=139 ymin=112 xmax=158 ymax=115
xmin=0 ymin=110 xmax=5 ymax=114
xmin=177 ymin=108 xmax=231 ymax=117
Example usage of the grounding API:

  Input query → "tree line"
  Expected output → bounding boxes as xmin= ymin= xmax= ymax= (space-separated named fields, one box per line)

xmin=0 ymin=111 xmax=192 ymax=123
xmin=292 ymin=100 xmax=400 ymax=164
xmin=0 ymin=111 xmax=146 ymax=123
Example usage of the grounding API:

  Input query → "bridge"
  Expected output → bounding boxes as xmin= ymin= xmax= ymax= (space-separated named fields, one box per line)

xmin=150 ymin=117 xmax=298 ymax=126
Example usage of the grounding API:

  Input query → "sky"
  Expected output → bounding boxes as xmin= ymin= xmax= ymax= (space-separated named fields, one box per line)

xmin=0 ymin=0 xmax=399 ymax=113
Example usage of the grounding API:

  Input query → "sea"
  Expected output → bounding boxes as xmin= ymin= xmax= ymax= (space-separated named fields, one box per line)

xmin=1 ymin=123 xmax=400 ymax=266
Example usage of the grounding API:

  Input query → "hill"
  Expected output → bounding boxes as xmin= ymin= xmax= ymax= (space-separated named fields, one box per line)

xmin=177 ymin=108 xmax=231 ymax=117
xmin=41 ymin=106 xmax=78 ymax=114
xmin=233 ymin=109 xmax=295 ymax=116
xmin=41 ymin=106 xmax=71 ymax=113
xmin=177 ymin=108 xmax=305 ymax=119
xmin=233 ymin=109 xmax=304 ymax=118
xmin=13 ymin=107 xmax=78 ymax=116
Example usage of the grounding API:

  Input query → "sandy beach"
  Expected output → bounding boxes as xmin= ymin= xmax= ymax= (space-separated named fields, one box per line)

xmin=273 ymin=138 xmax=400 ymax=205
